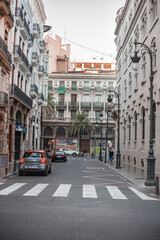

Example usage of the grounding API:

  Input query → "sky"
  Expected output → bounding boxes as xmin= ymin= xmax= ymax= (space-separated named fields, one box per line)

xmin=43 ymin=0 xmax=126 ymax=61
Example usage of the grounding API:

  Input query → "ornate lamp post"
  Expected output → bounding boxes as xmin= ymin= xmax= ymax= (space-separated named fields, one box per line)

xmin=131 ymin=39 xmax=156 ymax=186
xmin=99 ymin=112 xmax=103 ymax=161
xmin=108 ymin=91 xmax=121 ymax=169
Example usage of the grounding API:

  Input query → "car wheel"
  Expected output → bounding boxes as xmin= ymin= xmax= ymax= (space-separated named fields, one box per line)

xmin=48 ymin=165 xmax=51 ymax=173
xmin=19 ymin=171 xmax=23 ymax=176
xmin=72 ymin=153 xmax=77 ymax=157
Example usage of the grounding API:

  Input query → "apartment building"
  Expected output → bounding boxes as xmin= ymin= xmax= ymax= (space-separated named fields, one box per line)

xmin=42 ymin=70 xmax=116 ymax=154
xmin=115 ymin=0 xmax=160 ymax=171
xmin=8 ymin=0 xmax=48 ymax=174
xmin=0 ymin=0 xmax=14 ymax=174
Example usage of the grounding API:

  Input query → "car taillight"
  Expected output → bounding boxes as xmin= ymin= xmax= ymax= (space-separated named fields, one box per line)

xmin=52 ymin=155 xmax=55 ymax=157
xmin=61 ymin=155 xmax=65 ymax=157
xmin=41 ymin=158 xmax=47 ymax=164
xmin=20 ymin=158 xmax=24 ymax=164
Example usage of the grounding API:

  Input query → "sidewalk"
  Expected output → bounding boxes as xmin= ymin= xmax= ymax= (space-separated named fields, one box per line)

xmin=94 ymin=156 xmax=160 ymax=198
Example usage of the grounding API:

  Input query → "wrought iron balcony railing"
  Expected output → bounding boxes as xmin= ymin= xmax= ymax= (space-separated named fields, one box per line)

xmin=10 ymin=84 xmax=32 ymax=109
xmin=30 ymin=84 xmax=38 ymax=94
xmin=14 ymin=45 xmax=22 ymax=57
xmin=0 ymin=36 xmax=12 ymax=64
xmin=23 ymin=18 xmax=30 ymax=35
xmin=69 ymin=102 xmax=79 ymax=108
xmin=81 ymin=102 xmax=91 ymax=108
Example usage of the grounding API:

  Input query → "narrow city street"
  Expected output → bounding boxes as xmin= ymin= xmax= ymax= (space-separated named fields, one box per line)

xmin=0 ymin=157 xmax=160 ymax=240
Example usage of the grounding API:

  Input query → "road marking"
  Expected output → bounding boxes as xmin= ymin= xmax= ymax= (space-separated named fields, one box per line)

xmin=83 ymin=185 xmax=98 ymax=198
xmin=129 ymin=187 xmax=157 ymax=200
xmin=0 ymin=183 xmax=4 ymax=185
xmin=53 ymin=184 xmax=72 ymax=197
xmin=106 ymin=186 xmax=128 ymax=199
xmin=23 ymin=184 xmax=49 ymax=196
xmin=0 ymin=183 xmax=26 ymax=195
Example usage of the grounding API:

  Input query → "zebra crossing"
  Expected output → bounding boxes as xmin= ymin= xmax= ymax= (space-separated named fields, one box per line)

xmin=0 ymin=182 xmax=158 ymax=200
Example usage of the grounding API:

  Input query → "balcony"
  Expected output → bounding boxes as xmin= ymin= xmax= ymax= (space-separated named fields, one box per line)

xmin=56 ymin=101 xmax=67 ymax=109
xmin=82 ymin=86 xmax=90 ymax=92
xmin=15 ymin=7 xmax=23 ymax=26
xmin=0 ymin=0 xmax=10 ymax=16
xmin=93 ymin=102 xmax=104 ymax=110
xmin=13 ymin=45 xmax=22 ymax=62
xmin=0 ymin=36 xmax=12 ymax=70
xmin=81 ymin=102 xmax=91 ymax=109
xmin=26 ymin=64 xmax=32 ymax=77
xmin=69 ymin=102 xmax=79 ymax=109
xmin=38 ymin=65 xmax=44 ymax=77
xmin=20 ymin=18 xmax=30 ymax=40
xmin=31 ymin=52 xmax=39 ymax=67
xmin=30 ymin=84 xmax=38 ymax=99
xmin=19 ymin=53 xmax=29 ymax=73
xmin=5 ymin=12 xmax=14 ymax=29
xmin=28 ymin=34 xmax=33 ymax=48
xmin=37 ymin=93 xmax=44 ymax=105
xmin=33 ymin=23 xmax=41 ymax=38
xmin=39 ymin=40 xmax=45 ymax=52
xmin=0 ymin=91 xmax=8 ymax=108
xmin=10 ymin=84 xmax=32 ymax=109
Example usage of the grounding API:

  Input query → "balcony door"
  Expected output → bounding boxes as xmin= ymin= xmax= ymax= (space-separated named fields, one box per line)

xmin=59 ymin=94 xmax=64 ymax=104
xmin=71 ymin=94 xmax=77 ymax=103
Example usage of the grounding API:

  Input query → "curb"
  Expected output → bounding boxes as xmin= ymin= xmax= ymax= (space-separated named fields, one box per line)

xmin=0 ymin=171 xmax=18 ymax=181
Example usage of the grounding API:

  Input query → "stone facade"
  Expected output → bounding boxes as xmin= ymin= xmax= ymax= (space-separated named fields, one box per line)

xmin=115 ymin=0 xmax=160 ymax=172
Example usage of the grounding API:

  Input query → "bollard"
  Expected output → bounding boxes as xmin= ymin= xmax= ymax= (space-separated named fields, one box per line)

xmin=155 ymin=177 xmax=159 ymax=195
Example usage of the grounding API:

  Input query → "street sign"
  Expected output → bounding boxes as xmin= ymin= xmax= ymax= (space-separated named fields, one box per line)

xmin=102 ymin=142 xmax=105 ymax=146
xmin=106 ymin=143 xmax=110 ymax=147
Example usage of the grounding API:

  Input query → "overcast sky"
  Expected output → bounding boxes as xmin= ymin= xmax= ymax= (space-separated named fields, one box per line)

xmin=43 ymin=0 xmax=126 ymax=61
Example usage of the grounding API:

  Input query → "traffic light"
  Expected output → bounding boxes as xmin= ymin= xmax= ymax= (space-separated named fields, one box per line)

xmin=52 ymin=139 xmax=54 ymax=142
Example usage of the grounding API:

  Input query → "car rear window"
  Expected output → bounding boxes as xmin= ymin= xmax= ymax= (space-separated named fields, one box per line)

xmin=24 ymin=152 xmax=42 ymax=158
xmin=56 ymin=152 xmax=65 ymax=155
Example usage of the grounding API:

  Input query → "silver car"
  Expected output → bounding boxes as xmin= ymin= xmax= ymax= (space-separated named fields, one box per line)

xmin=19 ymin=150 xmax=51 ymax=176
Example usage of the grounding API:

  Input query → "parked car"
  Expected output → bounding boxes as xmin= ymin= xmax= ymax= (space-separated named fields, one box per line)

xmin=52 ymin=151 xmax=67 ymax=162
xmin=59 ymin=148 xmax=79 ymax=156
xmin=19 ymin=150 xmax=51 ymax=176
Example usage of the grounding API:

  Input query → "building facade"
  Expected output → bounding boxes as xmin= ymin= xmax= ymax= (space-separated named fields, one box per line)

xmin=115 ymin=0 xmax=160 ymax=171
xmin=0 ymin=0 xmax=14 ymax=174
xmin=42 ymin=71 xmax=116 ymax=155
xmin=7 ymin=0 xmax=48 ymax=175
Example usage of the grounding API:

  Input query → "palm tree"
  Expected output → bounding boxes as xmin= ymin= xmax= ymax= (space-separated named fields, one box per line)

xmin=69 ymin=111 xmax=94 ymax=152
xmin=45 ymin=92 xmax=56 ymax=116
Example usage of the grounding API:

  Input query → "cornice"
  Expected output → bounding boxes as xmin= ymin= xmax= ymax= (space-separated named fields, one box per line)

xmin=48 ymin=74 xmax=116 ymax=81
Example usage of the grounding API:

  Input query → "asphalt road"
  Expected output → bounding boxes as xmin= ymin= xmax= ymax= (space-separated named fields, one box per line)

xmin=0 ymin=157 xmax=160 ymax=240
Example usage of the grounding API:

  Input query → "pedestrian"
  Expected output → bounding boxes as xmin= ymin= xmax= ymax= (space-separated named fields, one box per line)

xmin=109 ymin=148 xmax=114 ymax=163
xmin=90 ymin=147 xmax=94 ymax=158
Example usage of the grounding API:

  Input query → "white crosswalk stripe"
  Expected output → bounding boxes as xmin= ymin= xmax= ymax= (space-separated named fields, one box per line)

xmin=52 ymin=184 xmax=72 ymax=197
xmin=0 ymin=183 xmax=158 ymax=200
xmin=0 ymin=183 xmax=4 ymax=185
xmin=83 ymin=185 xmax=97 ymax=198
xmin=106 ymin=186 xmax=128 ymax=200
xmin=129 ymin=187 xmax=158 ymax=200
xmin=23 ymin=184 xmax=49 ymax=196
xmin=0 ymin=183 xmax=26 ymax=195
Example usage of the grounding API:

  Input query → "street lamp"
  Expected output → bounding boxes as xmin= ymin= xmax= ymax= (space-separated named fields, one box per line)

xmin=131 ymin=39 xmax=156 ymax=186
xmin=99 ymin=112 xmax=103 ymax=161
xmin=108 ymin=91 xmax=121 ymax=169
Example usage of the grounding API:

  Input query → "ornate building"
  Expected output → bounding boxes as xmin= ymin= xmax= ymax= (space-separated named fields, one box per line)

xmin=115 ymin=0 xmax=160 ymax=171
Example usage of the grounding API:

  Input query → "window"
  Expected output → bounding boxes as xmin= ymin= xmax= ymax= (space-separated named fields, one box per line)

xmin=59 ymin=81 xmax=65 ymax=87
xmin=56 ymin=127 xmax=65 ymax=137
xmin=141 ymin=10 xmax=147 ymax=39
xmin=123 ymin=119 xmax=126 ymax=142
xmin=71 ymin=110 xmax=76 ymax=118
xmin=58 ymin=110 xmax=64 ymax=118
xmin=82 ymin=94 xmax=90 ymax=102
xmin=108 ymin=82 xmax=113 ymax=90
xmin=48 ymin=81 xmax=52 ymax=90
xmin=129 ymin=72 xmax=132 ymax=95
xmin=142 ymin=108 xmax=145 ymax=140
xmin=84 ymin=81 xmax=89 ymax=87
xmin=95 ymin=95 xmax=101 ymax=102
xmin=135 ymin=112 xmax=137 ymax=140
xmin=95 ymin=111 xmax=101 ymax=120
xmin=71 ymin=94 xmax=77 ymax=102
xmin=150 ymin=0 xmax=157 ymax=22
xmin=151 ymin=38 xmax=157 ymax=69
xmin=59 ymin=94 xmax=64 ymax=103
xmin=128 ymin=116 xmax=131 ymax=141
xmin=96 ymin=82 xmax=101 ymax=88
xmin=44 ymin=127 xmax=53 ymax=136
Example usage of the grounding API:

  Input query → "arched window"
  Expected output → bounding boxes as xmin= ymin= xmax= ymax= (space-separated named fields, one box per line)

xmin=56 ymin=127 xmax=65 ymax=137
xmin=16 ymin=110 xmax=21 ymax=124
xmin=142 ymin=108 xmax=145 ymax=140
xmin=128 ymin=115 xmax=131 ymax=141
xmin=153 ymin=102 xmax=156 ymax=139
xmin=95 ymin=128 xmax=100 ymax=135
xmin=135 ymin=112 xmax=137 ymax=141
xmin=44 ymin=127 xmax=53 ymax=136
